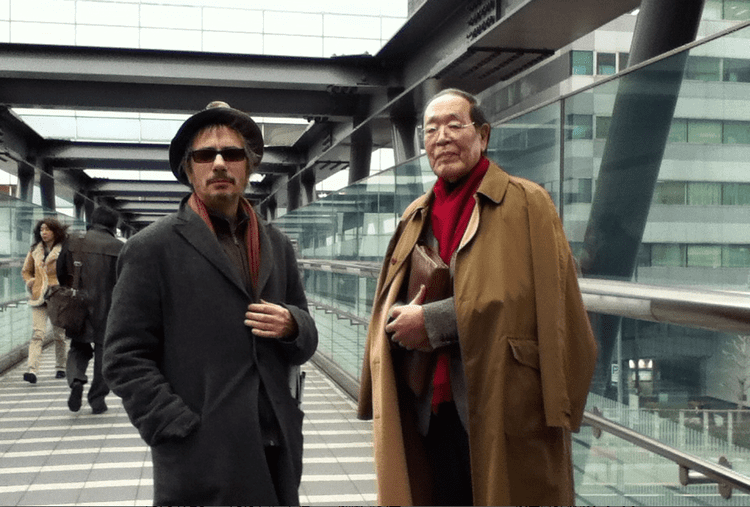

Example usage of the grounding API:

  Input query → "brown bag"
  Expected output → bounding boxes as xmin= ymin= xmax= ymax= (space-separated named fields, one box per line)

xmin=396 ymin=243 xmax=451 ymax=396
xmin=46 ymin=232 xmax=88 ymax=335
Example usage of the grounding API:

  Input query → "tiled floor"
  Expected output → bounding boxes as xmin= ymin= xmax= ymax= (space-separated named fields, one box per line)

xmin=0 ymin=345 xmax=376 ymax=506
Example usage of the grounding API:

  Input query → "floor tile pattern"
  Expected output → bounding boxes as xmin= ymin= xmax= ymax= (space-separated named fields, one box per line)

xmin=0 ymin=345 xmax=376 ymax=506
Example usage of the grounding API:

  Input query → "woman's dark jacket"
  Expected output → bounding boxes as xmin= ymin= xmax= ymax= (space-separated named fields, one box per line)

xmin=102 ymin=198 xmax=318 ymax=505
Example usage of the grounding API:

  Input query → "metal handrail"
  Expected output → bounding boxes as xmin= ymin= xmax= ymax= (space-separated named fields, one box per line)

xmin=578 ymin=278 xmax=750 ymax=335
xmin=299 ymin=258 xmax=750 ymax=496
xmin=584 ymin=410 xmax=750 ymax=496
xmin=298 ymin=259 xmax=750 ymax=335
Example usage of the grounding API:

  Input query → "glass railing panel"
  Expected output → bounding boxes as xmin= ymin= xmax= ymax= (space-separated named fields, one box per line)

xmin=565 ymin=22 xmax=750 ymax=289
xmin=0 ymin=194 xmax=85 ymax=359
xmin=584 ymin=312 xmax=750 ymax=480
xmin=573 ymin=424 xmax=750 ymax=506
xmin=488 ymin=101 xmax=562 ymax=208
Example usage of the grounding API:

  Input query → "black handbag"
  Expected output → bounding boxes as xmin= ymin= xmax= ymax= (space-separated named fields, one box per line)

xmin=46 ymin=235 xmax=87 ymax=335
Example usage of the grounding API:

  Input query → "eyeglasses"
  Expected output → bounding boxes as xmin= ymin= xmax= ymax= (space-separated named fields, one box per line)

xmin=189 ymin=147 xmax=248 ymax=164
xmin=420 ymin=122 xmax=476 ymax=139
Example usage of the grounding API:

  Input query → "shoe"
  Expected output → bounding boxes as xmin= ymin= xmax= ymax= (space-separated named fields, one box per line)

xmin=68 ymin=380 xmax=83 ymax=412
xmin=56 ymin=370 xmax=66 ymax=379
xmin=91 ymin=402 xmax=108 ymax=415
xmin=23 ymin=372 xmax=37 ymax=384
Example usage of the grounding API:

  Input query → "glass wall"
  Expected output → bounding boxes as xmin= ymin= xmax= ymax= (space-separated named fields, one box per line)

xmin=273 ymin=20 xmax=750 ymax=503
xmin=0 ymin=194 xmax=84 ymax=360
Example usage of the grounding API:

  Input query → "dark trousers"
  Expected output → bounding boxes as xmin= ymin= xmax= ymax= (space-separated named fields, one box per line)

xmin=424 ymin=402 xmax=473 ymax=506
xmin=66 ymin=340 xmax=109 ymax=407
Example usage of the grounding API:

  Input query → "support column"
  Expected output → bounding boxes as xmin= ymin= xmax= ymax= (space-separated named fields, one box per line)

xmin=287 ymin=174 xmax=301 ymax=212
xmin=265 ymin=197 xmax=277 ymax=221
xmin=349 ymin=120 xmax=372 ymax=185
xmin=301 ymin=168 xmax=316 ymax=206
xmin=84 ymin=199 xmax=95 ymax=223
xmin=40 ymin=161 xmax=56 ymax=213
xmin=391 ymin=115 xmax=420 ymax=164
xmin=17 ymin=161 xmax=34 ymax=202
xmin=580 ymin=0 xmax=705 ymax=397
xmin=73 ymin=193 xmax=86 ymax=222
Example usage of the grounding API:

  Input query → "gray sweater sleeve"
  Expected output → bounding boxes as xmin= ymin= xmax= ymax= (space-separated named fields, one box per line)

xmin=422 ymin=297 xmax=458 ymax=349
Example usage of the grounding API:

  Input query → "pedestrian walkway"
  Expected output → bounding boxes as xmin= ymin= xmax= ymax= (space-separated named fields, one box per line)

xmin=0 ymin=345 xmax=376 ymax=506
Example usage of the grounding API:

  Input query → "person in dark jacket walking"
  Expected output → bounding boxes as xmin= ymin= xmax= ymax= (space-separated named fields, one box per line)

xmin=58 ymin=206 xmax=123 ymax=414
xmin=102 ymin=101 xmax=318 ymax=506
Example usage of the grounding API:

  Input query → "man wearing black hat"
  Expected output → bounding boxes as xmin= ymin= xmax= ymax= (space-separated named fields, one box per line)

xmin=103 ymin=102 xmax=318 ymax=505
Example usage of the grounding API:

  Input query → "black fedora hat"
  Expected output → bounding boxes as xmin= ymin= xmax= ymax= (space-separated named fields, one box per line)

xmin=169 ymin=102 xmax=264 ymax=186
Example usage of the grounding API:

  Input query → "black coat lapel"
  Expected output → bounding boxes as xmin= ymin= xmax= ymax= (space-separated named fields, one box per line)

xmin=256 ymin=215 xmax=273 ymax=298
xmin=173 ymin=203 xmax=249 ymax=297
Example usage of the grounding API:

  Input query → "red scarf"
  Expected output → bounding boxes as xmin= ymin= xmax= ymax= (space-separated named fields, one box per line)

xmin=429 ymin=156 xmax=489 ymax=412
xmin=188 ymin=193 xmax=261 ymax=293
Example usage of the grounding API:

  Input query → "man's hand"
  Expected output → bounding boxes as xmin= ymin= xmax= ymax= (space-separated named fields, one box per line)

xmin=385 ymin=285 xmax=432 ymax=352
xmin=245 ymin=300 xmax=298 ymax=339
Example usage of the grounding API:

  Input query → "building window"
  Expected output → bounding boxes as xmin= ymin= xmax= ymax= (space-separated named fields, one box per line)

xmin=724 ymin=121 xmax=750 ymax=144
xmin=668 ymin=118 xmax=688 ymax=143
xmin=566 ymin=114 xmax=593 ymax=140
xmin=687 ymin=119 xmax=722 ymax=144
xmin=646 ymin=244 xmax=750 ymax=268
xmin=722 ymin=183 xmax=750 ymax=205
xmin=618 ymin=52 xmax=629 ymax=71
xmin=687 ymin=182 xmax=721 ymax=205
xmin=595 ymin=116 xmax=611 ymax=139
xmin=685 ymin=56 xmax=721 ymax=81
xmin=703 ymin=0 xmax=725 ymax=19
xmin=571 ymin=50 xmax=593 ymax=75
xmin=652 ymin=244 xmax=686 ymax=267
xmin=653 ymin=181 xmax=686 ymax=205
xmin=563 ymin=178 xmax=592 ymax=204
xmin=723 ymin=58 xmax=750 ymax=83
xmin=637 ymin=243 xmax=652 ymax=267
xmin=688 ymin=245 xmax=722 ymax=268
xmin=723 ymin=245 xmax=750 ymax=267
xmin=724 ymin=0 xmax=750 ymax=20
xmin=597 ymin=52 xmax=616 ymax=75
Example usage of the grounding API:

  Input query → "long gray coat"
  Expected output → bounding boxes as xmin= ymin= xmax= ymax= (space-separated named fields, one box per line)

xmin=103 ymin=198 xmax=318 ymax=505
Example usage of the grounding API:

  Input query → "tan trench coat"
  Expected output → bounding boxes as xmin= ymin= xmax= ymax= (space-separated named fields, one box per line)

xmin=358 ymin=161 xmax=597 ymax=506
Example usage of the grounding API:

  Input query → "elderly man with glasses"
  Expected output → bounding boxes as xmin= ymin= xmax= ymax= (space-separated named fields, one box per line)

xmin=358 ymin=88 xmax=597 ymax=506
xmin=103 ymin=101 xmax=318 ymax=505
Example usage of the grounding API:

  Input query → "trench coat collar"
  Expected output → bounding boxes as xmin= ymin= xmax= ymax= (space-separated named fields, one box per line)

xmin=475 ymin=160 xmax=510 ymax=205
xmin=379 ymin=161 xmax=510 ymax=292
xmin=173 ymin=194 xmax=271 ymax=301
xmin=379 ymin=192 xmax=433 ymax=294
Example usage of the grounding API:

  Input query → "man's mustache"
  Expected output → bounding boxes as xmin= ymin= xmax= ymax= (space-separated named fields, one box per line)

xmin=207 ymin=173 xmax=236 ymax=185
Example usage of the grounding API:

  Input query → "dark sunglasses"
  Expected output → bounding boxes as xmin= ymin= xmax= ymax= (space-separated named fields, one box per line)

xmin=189 ymin=147 xmax=247 ymax=163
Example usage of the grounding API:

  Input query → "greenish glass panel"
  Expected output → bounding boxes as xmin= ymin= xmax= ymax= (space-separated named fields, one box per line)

xmin=571 ymin=50 xmax=594 ymax=75
xmin=651 ymin=244 xmax=686 ymax=267
xmin=722 ymin=245 xmax=750 ymax=267
xmin=687 ymin=182 xmax=721 ymax=205
xmin=687 ymin=245 xmax=722 ymax=267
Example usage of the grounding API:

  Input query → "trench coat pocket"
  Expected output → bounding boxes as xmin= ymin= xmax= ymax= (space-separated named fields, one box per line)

xmin=504 ymin=338 xmax=545 ymax=436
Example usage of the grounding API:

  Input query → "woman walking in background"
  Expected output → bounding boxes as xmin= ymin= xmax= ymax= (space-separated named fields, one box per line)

xmin=21 ymin=217 xmax=69 ymax=383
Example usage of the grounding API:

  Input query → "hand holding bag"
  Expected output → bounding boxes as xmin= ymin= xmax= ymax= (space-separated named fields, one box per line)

xmin=394 ymin=243 xmax=451 ymax=396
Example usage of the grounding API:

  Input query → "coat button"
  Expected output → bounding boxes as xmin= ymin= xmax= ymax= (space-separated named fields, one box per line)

xmin=391 ymin=257 xmax=398 ymax=264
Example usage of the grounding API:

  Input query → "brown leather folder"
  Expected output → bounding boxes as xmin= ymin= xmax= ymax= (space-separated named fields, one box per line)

xmin=396 ymin=243 xmax=451 ymax=396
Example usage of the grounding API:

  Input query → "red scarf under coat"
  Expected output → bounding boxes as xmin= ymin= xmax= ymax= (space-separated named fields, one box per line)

xmin=429 ymin=156 xmax=489 ymax=412
xmin=188 ymin=193 xmax=261 ymax=294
